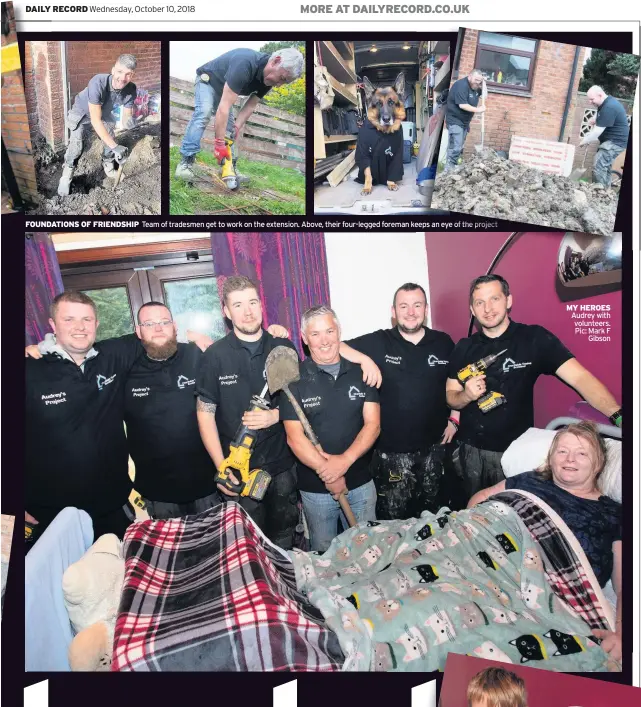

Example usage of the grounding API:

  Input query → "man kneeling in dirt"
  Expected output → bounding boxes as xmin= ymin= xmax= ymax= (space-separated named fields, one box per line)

xmin=58 ymin=54 xmax=138 ymax=197
xmin=175 ymin=47 xmax=304 ymax=184
xmin=580 ymin=85 xmax=630 ymax=188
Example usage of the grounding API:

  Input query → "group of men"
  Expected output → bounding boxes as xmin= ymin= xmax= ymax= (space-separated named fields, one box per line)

xmin=445 ymin=69 xmax=629 ymax=187
xmin=25 ymin=275 xmax=622 ymax=553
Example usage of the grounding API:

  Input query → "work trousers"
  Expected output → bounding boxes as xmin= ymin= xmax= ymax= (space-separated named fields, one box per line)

xmin=300 ymin=479 xmax=377 ymax=553
xmin=142 ymin=490 xmax=222 ymax=520
xmin=449 ymin=441 xmax=505 ymax=508
xmin=180 ymin=77 xmax=237 ymax=159
xmin=370 ymin=447 xmax=447 ymax=520
xmin=444 ymin=123 xmax=470 ymax=170
xmin=593 ymin=140 xmax=625 ymax=187
xmin=63 ymin=109 xmax=116 ymax=167
xmin=234 ymin=465 xmax=299 ymax=550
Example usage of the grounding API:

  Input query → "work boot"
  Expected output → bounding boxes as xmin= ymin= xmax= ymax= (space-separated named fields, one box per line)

xmin=103 ymin=159 xmax=117 ymax=179
xmin=57 ymin=165 xmax=74 ymax=197
xmin=175 ymin=154 xmax=197 ymax=182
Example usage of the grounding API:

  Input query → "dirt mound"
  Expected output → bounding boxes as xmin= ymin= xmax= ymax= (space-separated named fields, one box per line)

xmin=28 ymin=121 xmax=161 ymax=215
xmin=432 ymin=149 xmax=618 ymax=236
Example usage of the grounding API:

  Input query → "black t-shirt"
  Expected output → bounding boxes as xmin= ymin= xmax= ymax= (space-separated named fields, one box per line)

xmin=124 ymin=343 xmax=216 ymax=503
xmin=197 ymin=49 xmax=271 ymax=100
xmin=448 ymin=321 xmax=574 ymax=453
xmin=596 ymin=96 xmax=630 ymax=149
xmin=446 ymin=76 xmax=480 ymax=128
xmin=355 ymin=120 xmax=404 ymax=185
xmin=70 ymin=74 xmax=137 ymax=123
xmin=504 ymin=472 xmax=621 ymax=587
xmin=279 ymin=357 xmax=379 ymax=494
xmin=25 ymin=335 xmax=142 ymax=518
xmin=195 ymin=331 xmax=294 ymax=474
xmin=346 ymin=327 xmax=455 ymax=453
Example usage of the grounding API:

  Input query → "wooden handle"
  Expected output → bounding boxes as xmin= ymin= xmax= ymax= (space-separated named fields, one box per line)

xmin=284 ymin=386 xmax=358 ymax=528
xmin=337 ymin=492 xmax=358 ymax=528
xmin=284 ymin=387 xmax=320 ymax=446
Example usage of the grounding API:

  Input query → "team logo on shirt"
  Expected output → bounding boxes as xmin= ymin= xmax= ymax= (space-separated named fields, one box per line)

xmin=348 ymin=386 xmax=366 ymax=401
xmin=96 ymin=373 xmax=117 ymax=391
xmin=131 ymin=387 xmax=150 ymax=398
xmin=427 ymin=354 xmax=448 ymax=367
xmin=219 ymin=374 xmax=238 ymax=386
xmin=385 ymin=355 xmax=402 ymax=365
xmin=41 ymin=391 xmax=67 ymax=406
xmin=385 ymin=146 xmax=394 ymax=157
xmin=502 ymin=358 xmax=532 ymax=373
xmin=177 ymin=375 xmax=196 ymax=389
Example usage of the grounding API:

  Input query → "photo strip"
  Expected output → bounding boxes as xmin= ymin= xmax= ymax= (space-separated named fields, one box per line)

xmin=1 ymin=3 xmax=637 ymax=706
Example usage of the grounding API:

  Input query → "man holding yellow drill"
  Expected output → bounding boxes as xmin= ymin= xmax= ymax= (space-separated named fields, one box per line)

xmin=445 ymin=274 xmax=622 ymax=506
xmin=175 ymin=47 xmax=304 ymax=186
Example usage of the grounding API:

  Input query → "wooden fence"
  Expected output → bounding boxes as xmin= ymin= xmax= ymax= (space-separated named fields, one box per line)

xmin=170 ymin=77 xmax=305 ymax=173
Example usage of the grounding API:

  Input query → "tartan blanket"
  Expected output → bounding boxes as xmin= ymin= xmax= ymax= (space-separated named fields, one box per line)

xmin=112 ymin=503 xmax=344 ymax=671
xmin=491 ymin=491 xmax=613 ymax=632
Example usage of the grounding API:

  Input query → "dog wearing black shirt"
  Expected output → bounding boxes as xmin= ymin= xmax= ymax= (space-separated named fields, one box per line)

xmin=355 ymin=72 xmax=406 ymax=196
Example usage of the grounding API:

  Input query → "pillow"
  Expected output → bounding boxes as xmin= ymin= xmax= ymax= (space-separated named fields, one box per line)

xmin=501 ymin=427 xmax=621 ymax=503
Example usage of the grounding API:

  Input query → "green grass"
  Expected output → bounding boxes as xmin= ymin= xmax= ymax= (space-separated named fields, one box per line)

xmin=169 ymin=147 xmax=305 ymax=215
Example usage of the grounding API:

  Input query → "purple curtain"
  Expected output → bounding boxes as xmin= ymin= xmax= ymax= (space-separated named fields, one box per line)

xmin=210 ymin=232 xmax=330 ymax=357
xmin=25 ymin=233 xmax=63 ymax=344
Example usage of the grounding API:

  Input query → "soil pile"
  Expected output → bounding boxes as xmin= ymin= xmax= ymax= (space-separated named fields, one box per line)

xmin=29 ymin=121 xmax=161 ymax=215
xmin=433 ymin=149 xmax=618 ymax=236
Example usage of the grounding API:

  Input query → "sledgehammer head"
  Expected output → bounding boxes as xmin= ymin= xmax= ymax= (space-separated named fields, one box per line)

xmin=265 ymin=346 xmax=300 ymax=395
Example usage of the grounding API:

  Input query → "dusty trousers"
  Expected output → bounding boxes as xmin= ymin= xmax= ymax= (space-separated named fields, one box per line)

xmin=235 ymin=465 xmax=299 ymax=550
xmin=371 ymin=446 xmax=448 ymax=520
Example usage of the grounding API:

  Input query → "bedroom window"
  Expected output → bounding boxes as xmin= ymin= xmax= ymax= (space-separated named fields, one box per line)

xmin=475 ymin=32 xmax=538 ymax=92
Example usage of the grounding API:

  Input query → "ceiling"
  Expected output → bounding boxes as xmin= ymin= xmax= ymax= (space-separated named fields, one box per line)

xmin=354 ymin=40 xmax=420 ymax=84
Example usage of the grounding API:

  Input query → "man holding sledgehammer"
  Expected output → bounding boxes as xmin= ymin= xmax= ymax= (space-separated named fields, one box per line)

xmin=280 ymin=306 xmax=380 ymax=552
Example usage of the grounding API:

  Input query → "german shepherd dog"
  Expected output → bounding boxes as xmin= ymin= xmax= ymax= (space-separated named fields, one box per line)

xmin=356 ymin=72 xmax=406 ymax=196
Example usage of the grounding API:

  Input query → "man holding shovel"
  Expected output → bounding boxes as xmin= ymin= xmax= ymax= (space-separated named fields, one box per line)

xmin=580 ymin=85 xmax=629 ymax=187
xmin=444 ymin=69 xmax=486 ymax=172
xmin=280 ymin=306 xmax=380 ymax=552
xmin=57 ymin=54 xmax=138 ymax=197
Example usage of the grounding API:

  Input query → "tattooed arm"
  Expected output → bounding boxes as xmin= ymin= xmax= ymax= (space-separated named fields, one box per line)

xmin=196 ymin=398 xmax=225 ymax=470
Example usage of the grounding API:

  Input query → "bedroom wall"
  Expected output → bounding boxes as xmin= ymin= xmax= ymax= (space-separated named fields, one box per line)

xmin=325 ymin=232 xmax=431 ymax=340
xmin=424 ymin=232 xmax=622 ymax=427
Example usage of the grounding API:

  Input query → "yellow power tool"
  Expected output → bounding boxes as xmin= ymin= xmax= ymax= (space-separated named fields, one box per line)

xmin=220 ymin=137 xmax=239 ymax=191
xmin=457 ymin=349 xmax=508 ymax=414
xmin=215 ymin=384 xmax=272 ymax=501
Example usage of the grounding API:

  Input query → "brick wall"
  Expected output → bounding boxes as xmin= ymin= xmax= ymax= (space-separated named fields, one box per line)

xmin=65 ymin=41 xmax=161 ymax=100
xmin=1 ymin=2 xmax=38 ymax=202
xmin=457 ymin=30 xmax=586 ymax=156
xmin=24 ymin=41 xmax=66 ymax=151
xmin=23 ymin=40 xmax=161 ymax=152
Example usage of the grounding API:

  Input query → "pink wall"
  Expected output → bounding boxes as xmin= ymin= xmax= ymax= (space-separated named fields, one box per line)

xmin=440 ymin=654 xmax=638 ymax=706
xmin=425 ymin=232 xmax=621 ymax=427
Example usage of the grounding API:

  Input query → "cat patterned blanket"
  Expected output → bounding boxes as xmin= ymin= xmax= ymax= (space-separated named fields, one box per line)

xmin=290 ymin=491 xmax=616 ymax=673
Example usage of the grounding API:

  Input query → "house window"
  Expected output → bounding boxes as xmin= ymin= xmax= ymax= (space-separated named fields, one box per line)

xmin=475 ymin=32 xmax=538 ymax=91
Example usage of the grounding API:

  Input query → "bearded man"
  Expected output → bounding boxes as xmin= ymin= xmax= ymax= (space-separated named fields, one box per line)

xmin=124 ymin=301 xmax=220 ymax=519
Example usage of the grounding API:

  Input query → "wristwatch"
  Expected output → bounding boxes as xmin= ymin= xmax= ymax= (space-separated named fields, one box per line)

xmin=609 ymin=408 xmax=622 ymax=428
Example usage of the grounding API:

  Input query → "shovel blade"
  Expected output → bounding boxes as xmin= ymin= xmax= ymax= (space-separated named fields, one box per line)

xmin=265 ymin=345 xmax=300 ymax=395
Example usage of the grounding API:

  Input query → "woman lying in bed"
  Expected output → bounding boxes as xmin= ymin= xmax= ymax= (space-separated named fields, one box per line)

xmin=467 ymin=421 xmax=622 ymax=662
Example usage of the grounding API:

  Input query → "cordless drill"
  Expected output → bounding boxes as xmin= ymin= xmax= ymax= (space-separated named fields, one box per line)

xmin=215 ymin=387 xmax=272 ymax=501
xmin=457 ymin=349 xmax=508 ymax=414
